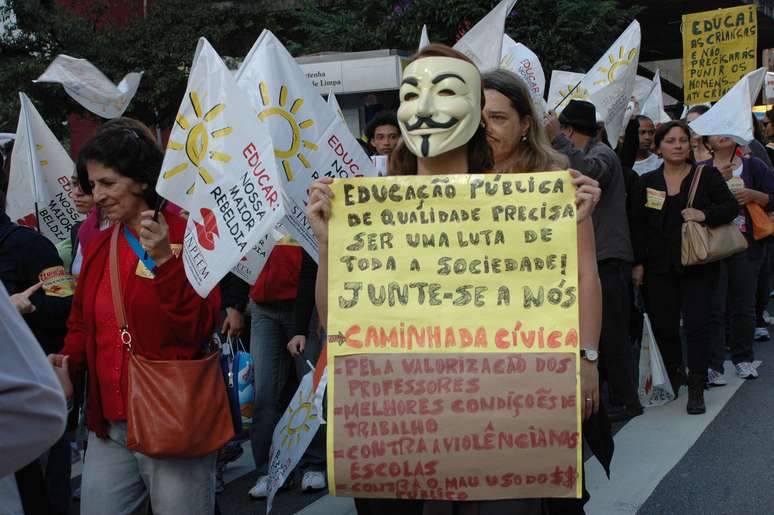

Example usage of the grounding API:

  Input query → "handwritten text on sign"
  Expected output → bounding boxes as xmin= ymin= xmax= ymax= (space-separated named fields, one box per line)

xmin=326 ymin=173 xmax=581 ymax=500
xmin=682 ymin=5 xmax=757 ymax=104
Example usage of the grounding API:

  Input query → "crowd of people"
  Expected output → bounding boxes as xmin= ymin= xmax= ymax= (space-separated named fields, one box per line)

xmin=2 ymin=39 xmax=774 ymax=515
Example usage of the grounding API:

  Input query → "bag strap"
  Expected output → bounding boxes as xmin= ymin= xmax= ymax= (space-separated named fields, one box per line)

xmin=109 ymin=224 xmax=133 ymax=351
xmin=686 ymin=165 xmax=704 ymax=208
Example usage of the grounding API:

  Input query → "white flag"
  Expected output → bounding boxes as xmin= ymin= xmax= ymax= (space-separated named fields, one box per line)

xmin=156 ymin=38 xmax=285 ymax=297
xmin=34 ymin=55 xmax=142 ymax=119
xmin=236 ymin=30 xmax=377 ymax=264
xmin=765 ymin=72 xmax=774 ymax=101
xmin=327 ymin=90 xmax=344 ymax=121
xmin=581 ymin=20 xmax=641 ymax=146
xmin=418 ymin=24 xmax=430 ymax=51
xmin=500 ymin=36 xmax=547 ymax=115
xmin=689 ymin=67 xmax=766 ymax=146
xmin=453 ymin=0 xmax=518 ymax=72
xmin=639 ymin=70 xmax=671 ymax=125
xmin=7 ymin=93 xmax=81 ymax=243
xmin=547 ymin=70 xmax=588 ymax=112
xmin=266 ymin=368 xmax=324 ymax=513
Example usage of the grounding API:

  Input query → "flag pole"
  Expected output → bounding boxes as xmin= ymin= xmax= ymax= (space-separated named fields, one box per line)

xmin=34 ymin=202 xmax=41 ymax=233
xmin=553 ymin=80 xmax=582 ymax=111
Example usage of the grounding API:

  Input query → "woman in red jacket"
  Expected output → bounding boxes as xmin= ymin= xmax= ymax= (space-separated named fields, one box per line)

xmin=48 ymin=125 xmax=220 ymax=515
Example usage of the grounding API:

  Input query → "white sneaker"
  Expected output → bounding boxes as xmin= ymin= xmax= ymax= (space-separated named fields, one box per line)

xmin=755 ymin=327 xmax=770 ymax=342
xmin=764 ymin=310 xmax=772 ymax=324
xmin=248 ymin=475 xmax=269 ymax=499
xmin=707 ymin=368 xmax=727 ymax=386
xmin=301 ymin=470 xmax=327 ymax=491
xmin=735 ymin=362 xmax=755 ymax=379
xmin=750 ymin=363 xmax=760 ymax=378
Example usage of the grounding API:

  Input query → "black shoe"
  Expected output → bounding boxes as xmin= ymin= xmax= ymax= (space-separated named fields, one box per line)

xmin=668 ymin=369 xmax=684 ymax=400
xmin=686 ymin=373 xmax=706 ymax=415
xmin=607 ymin=404 xmax=644 ymax=423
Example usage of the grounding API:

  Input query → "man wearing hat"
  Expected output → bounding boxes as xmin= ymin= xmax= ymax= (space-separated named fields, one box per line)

xmin=546 ymin=100 xmax=641 ymax=423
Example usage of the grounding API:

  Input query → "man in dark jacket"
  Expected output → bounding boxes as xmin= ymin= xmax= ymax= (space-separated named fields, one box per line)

xmin=546 ymin=100 xmax=642 ymax=422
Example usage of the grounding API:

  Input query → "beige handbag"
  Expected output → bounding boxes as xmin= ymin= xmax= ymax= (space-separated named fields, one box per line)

xmin=681 ymin=165 xmax=748 ymax=266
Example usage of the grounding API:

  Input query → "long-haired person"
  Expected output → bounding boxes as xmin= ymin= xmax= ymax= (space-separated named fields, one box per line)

xmin=307 ymin=44 xmax=601 ymax=515
xmin=48 ymin=125 xmax=221 ymax=514
xmin=631 ymin=121 xmax=737 ymax=414
xmin=702 ymin=134 xmax=774 ymax=382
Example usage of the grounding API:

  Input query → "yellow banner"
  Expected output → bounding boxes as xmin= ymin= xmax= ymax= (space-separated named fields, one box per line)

xmin=683 ymin=5 xmax=757 ymax=104
xmin=326 ymin=172 xmax=581 ymax=500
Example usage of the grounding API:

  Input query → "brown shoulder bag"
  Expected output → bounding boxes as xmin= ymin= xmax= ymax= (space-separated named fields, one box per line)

xmin=681 ymin=165 xmax=748 ymax=266
xmin=109 ymin=225 xmax=234 ymax=459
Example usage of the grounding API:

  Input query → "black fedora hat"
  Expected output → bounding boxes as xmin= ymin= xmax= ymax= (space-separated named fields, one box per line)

xmin=559 ymin=100 xmax=597 ymax=134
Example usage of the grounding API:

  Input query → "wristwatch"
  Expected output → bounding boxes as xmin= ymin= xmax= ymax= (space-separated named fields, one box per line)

xmin=580 ymin=349 xmax=599 ymax=362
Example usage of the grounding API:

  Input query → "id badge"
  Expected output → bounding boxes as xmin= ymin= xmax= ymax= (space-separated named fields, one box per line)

xmin=645 ymin=188 xmax=666 ymax=210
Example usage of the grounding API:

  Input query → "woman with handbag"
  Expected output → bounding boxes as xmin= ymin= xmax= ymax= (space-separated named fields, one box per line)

xmin=631 ymin=121 xmax=738 ymax=414
xmin=47 ymin=125 xmax=225 ymax=515
xmin=702 ymin=135 xmax=774 ymax=382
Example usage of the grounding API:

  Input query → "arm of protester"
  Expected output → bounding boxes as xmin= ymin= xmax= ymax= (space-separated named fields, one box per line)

xmin=57 ymin=260 xmax=90 ymax=378
xmin=0 ymin=284 xmax=67 ymax=476
xmin=551 ymin=133 xmax=615 ymax=188
xmin=702 ymin=166 xmax=740 ymax=227
xmin=293 ymin=250 xmax=318 ymax=337
xmin=146 ymin=213 xmax=221 ymax=345
xmin=219 ymin=273 xmax=248 ymax=337
xmin=630 ymin=177 xmax=648 ymax=267
xmin=308 ymin=178 xmax=334 ymax=330
xmin=577 ymin=218 xmax=601 ymax=421
xmin=20 ymin=232 xmax=74 ymax=331
xmin=748 ymin=157 xmax=774 ymax=210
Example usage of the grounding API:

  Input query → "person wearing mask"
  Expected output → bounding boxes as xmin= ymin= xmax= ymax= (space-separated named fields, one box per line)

xmin=702 ymin=135 xmax=774 ymax=381
xmin=247 ymin=238 xmax=325 ymax=498
xmin=632 ymin=115 xmax=663 ymax=175
xmin=546 ymin=100 xmax=642 ymax=422
xmin=308 ymin=44 xmax=602 ymax=515
xmin=631 ymin=121 xmax=737 ymax=414
xmin=685 ymin=106 xmax=713 ymax=162
xmin=47 ymin=125 xmax=221 ymax=514
xmin=1 ymin=283 xmax=68 ymax=515
xmin=365 ymin=111 xmax=401 ymax=156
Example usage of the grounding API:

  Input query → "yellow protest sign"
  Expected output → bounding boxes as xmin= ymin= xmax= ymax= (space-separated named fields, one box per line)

xmin=682 ymin=5 xmax=757 ymax=104
xmin=326 ymin=172 xmax=581 ymax=501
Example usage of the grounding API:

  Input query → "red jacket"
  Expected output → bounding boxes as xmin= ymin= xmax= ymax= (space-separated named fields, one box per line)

xmin=61 ymin=213 xmax=220 ymax=438
xmin=250 ymin=241 xmax=302 ymax=303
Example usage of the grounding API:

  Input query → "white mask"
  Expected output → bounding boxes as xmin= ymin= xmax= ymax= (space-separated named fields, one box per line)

xmin=398 ymin=56 xmax=481 ymax=158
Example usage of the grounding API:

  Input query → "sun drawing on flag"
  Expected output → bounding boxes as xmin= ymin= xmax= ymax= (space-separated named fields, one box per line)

xmin=35 ymin=144 xmax=49 ymax=167
xmin=559 ymin=85 xmax=589 ymax=102
xmin=594 ymin=46 xmax=638 ymax=87
xmin=257 ymin=82 xmax=318 ymax=182
xmin=162 ymin=91 xmax=233 ymax=195
xmin=280 ymin=387 xmax=317 ymax=449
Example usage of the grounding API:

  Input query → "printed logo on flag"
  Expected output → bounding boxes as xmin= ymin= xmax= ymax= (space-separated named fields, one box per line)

xmin=594 ymin=45 xmax=638 ymax=87
xmin=193 ymin=207 xmax=220 ymax=251
xmin=162 ymin=91 xmax=233 ymax=195
xmin=256 ymin=83 xmax=318 ymax=182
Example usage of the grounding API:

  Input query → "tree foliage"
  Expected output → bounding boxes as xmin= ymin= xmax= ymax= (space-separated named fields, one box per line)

xmin=0 ymin=0 xmax=640 ymax=138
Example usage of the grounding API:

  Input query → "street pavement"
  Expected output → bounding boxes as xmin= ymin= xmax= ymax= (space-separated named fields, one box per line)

xmin=69 ymin=322 xmax=774 ymax=515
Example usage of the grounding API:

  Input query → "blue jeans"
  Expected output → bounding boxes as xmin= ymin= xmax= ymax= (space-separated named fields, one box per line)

xmin=249 ymin=301 xmax=326 ymax=476
xmin=80 ymin=422 xmax=215 ymax=515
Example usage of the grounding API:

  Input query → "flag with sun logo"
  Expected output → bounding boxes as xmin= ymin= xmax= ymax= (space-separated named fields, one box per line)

xmin=7 ymin=92 xmax=82 ymax=243
xmin=235 ymin=30 xmax=376 ymax=264
xmin=578 ymin=20 xmax=641 ymax=146
xmin=500 ymin=36 xmax=547 ymax=116
xmin=266 ymin=365 xmax=327 ymax=513
xmin=547 ymin=70 xmax=589 ymax=113
xmin=156 ymin=38 xmax=285 ymax=297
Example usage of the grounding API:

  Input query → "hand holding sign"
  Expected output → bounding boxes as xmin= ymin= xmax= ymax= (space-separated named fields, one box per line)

xmin=10 ymin=282 xmax=42 ymax=314
xmin=580 ymin=360 xmax=600 ymax=420
xmin=306 ymin=177 xmax=335 ymax=246
xmin=139 ymin=210 xmax=172 ymax=267
xmin=569 ymin=170 xmax=600 ymax=223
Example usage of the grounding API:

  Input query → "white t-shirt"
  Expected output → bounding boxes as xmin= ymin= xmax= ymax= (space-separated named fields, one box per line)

xmin=633 ymin=153 xmax=664 ymax=175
